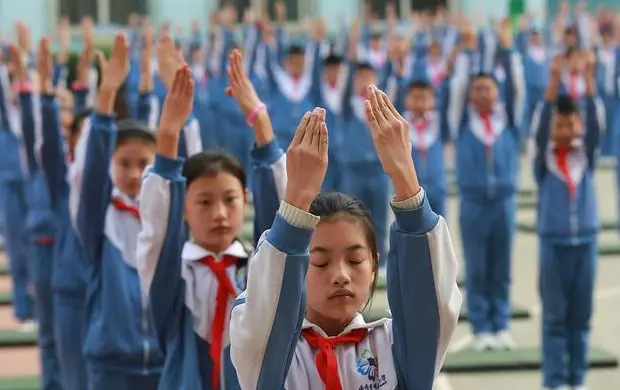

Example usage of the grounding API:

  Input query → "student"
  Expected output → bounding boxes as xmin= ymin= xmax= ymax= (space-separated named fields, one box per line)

xmin=339 ymin=22 xmax=398 ymax=265
xmin=396 ymin=80 xmax=449 ymax=217
xmin=595 ymin=24 xmax=617 ymax=157
xmin=529 ymin=53 xmax=603 ymax=390
xmin=309 ymin=19 xmax=347 ymax=192
xmin=10 ymin=41 xmax=62 ymax=390
xmin=27 ymin=38 xmax=90 ymax=390
xmin=561 ymin=47 xmax=587 ymax=105
xmin=69 ymin=33 xmax=164 ymax=389
xmin=261 ymin=21 xmax=315 ymax=150
xmin=0 ymin=55 xmax=35 ymax=330
xmin=448 ymin=19 xmax=525 ymax=351
xmin=230 ymin=85 xmax=461 ymax=389
xmin=136 ymin=50 xmax=282 ymax=390
xmin=521 ymin=29 xmax=550 ymax=136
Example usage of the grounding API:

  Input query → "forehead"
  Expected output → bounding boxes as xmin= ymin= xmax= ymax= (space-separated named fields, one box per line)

xmin=311 ymin=219 xmax=369 ymax=248
xmin=186 ymin=172 xmax=244 ymax=195
xmin=471 ymin=77 xmax=496 ymax=88
xmin=114 ymin=139 xmax=155 ymax=158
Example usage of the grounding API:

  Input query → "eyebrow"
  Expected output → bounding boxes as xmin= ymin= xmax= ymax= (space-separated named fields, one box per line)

xmin=310 ymin=244 xmax=366 ymax=253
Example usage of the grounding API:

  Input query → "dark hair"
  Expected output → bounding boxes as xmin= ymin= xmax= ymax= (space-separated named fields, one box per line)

xmin=565 ymin=46 xmax=579 ymax=59
xmin=182 ymin=150 xmax=246 ymax=189
xmin=564 ymin=26 xmax=577 ymax=36
xmin=70 ymin=108 xmax=93 ymax=136
xmin=555 ymin=94 xmax=579 ymax=116
xmin=116 ymin=119 xmax=156 ymax=149
xmin=472 ymin=72 xmax=495 ymax=82
xmin=309 ymin=192 xmax=379 ymax=308
xmin=323 ymin=54 xmax=343 ymax=67
xmin=357 ymin=62 xmax=375 ymax=73
xmin=370 ymin=32 xmax=383 ymax=41
xmin=287 ymin=45 xmax=305 ymax=56
xmin=407 ymin=79 xmax=433 ymax=92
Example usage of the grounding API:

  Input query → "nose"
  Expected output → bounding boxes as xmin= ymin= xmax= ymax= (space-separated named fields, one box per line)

xmin=331 ymin=261 xmax=352 ymax=287
xmin=212 ymin=200 xmax=227 ymax=220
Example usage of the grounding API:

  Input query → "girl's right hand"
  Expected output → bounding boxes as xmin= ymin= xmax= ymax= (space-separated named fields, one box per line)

xmin=157 ymin=66 xmax=195 ymax=158
xmin=283 ymin=108 xmax=329 ymax=212
xmin=226 ymin=49 xmax=261 ymax=117
xmin=97 ymin=32 xmax=129 ymax=93
xmin=37 ymin=38 xmax=54 ymax=93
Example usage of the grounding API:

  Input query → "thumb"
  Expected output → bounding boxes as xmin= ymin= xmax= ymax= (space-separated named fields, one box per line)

xmin=95 ymin=50 xmax=106 ymax=70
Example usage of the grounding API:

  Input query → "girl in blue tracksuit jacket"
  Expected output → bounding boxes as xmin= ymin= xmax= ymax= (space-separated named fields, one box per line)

xmin=529 ymin=54 xmax=604 ymax=390
xmin=69 ymin=33 xmax=164 ymax=389
xmin=0 ymin=61 xmax=35 ymax=328
xmin=447 ymin=22 xmax=525 ymax=351
xmin=229 ymin=85 xmax=461 ymax=390
xmin=23 ymin=39 xmax=91 ymax=390
xmin=136 ymin=52 xmax=281 ymax=390
xmin=11 ymin=41 xmax=62 ymax=390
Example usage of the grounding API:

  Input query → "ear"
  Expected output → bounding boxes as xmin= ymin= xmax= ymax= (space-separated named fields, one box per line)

xmin=243 ymin=187 xmax=250 ymax=207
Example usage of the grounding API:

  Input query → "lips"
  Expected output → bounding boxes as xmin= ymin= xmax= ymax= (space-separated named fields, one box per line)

xmin=211 ymin=226 xmax=232 ymax=234
xmin=328 ymin=289 xmax=355 ymax=300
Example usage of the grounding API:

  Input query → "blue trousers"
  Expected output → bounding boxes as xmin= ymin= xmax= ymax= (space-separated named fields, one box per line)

xmin=459 ymin=196 xmax=515 ymax=334
xmin=29 ymin=242 xmax=62 ymax=390
xmin=54 ymin=294 xmax=88 ymax=390
xmin=539 ymin=240 xmax=596 ymax=388
xmin=341 ymin=162 xmax=390 ymax=265
xmin=601 ymin=96 xmax=618 ymax=157
xmin=0 ymin=180 xmax=33 ymax=321
xmin=88 ymin=365 xmax=160 ymax=390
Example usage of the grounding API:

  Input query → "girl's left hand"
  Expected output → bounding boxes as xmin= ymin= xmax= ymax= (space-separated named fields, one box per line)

xmin=365 ymin=85 xmax=420 ymax=201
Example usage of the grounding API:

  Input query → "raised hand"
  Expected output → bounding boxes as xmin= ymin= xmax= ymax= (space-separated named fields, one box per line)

xmin=157 ymin=65 xmax=195 ymax=158
xmin=76 ymin=43 xmax=94 ymax=87
xmin=550 ymin=54 xmax=564 ymax=79
xmin=7 ymin=44 xmax=26 ymax=83
xmin=497 ymin=17 xmax=513 ymax=48
xmin=314 ymin=18 xmax=327 ymax=42
xmin=226 ymin=49 xmax=261 ymax=117
xmin=37 ymin=38 xmax=54 ymax=94
xmin=157 ymin=34 xmax=185 ymax=90
xmin=97 ymin=32 xmax=130 ymax=93
xmin=365 ymin=85 xmax=420 ymax=201
xmin=283 ymin=108 xmax=329 ymax=212
xmin=139 ymin=31 xmax=154 ymax=93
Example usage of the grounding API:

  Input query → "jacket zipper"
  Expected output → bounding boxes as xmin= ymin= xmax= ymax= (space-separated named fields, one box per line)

xmin=487 ymin=147 xmax=496 ymax=198
xmin=570 ymin=198 xmax=578 ymax=237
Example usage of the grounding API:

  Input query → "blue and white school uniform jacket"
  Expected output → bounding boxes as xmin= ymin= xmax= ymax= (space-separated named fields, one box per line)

xmin=448 ymin=48 xmax=525 ymax=200
xmin=0 ymin=65 xmax=26 ymax=183
xmin=229 ymin=190 xmax=462 ymax=389
xmin=405 ymin=110 xmax=448 ymax=197
xmin=38 ymin=94 xmax=87 ymax=298
xmin=136 ymin=141 xmax=286 ymax=389
xmin=70 ymin=113 xmax=164 ymax=374
xmin=529 ymin=97 xmax=605 ymax=244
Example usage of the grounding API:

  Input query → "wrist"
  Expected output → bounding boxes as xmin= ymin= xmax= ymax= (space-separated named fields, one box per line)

xmin=283 ymin=191 xmax=315 ymax=212
xmin=254 ymin=110 xmax=274 ymax=146
xmin=95 ymin=90 xmax=117 ymax=115
xmin=246 ymin=102 xmax=267 ymax=127
xmin=387 ymin=163 xmax=421 ymax=202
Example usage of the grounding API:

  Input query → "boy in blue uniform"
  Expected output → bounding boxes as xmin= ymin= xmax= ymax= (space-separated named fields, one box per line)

xmin=448 ymin=18 xmax=525 ymax=351
xmin=530 ymin=52 xmax=603 ymax=390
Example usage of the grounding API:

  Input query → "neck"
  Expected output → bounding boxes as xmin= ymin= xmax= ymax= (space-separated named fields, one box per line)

xmin=306 ymin=307 xmax=355 ymax=337
xmin=411 ymin=109 xmax=427 ymax=118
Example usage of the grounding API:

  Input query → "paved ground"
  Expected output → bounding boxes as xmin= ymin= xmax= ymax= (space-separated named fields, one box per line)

xmin=0 ymin=156 xmax=619 ymax=388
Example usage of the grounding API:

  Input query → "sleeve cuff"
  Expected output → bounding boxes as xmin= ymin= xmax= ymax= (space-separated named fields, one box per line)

xmin=267 ymin=203 xmax=318 ymax=255
xmin=153 ymin=154 xmax=185 ymax=181
xmin=278 ymin=201 xmax=320 ymax=230
xmin=251 ymin=139 xmax=283 ymax=165
xmin=391 ymin=189 xmax=440 ymax=235
xmin=391 ymin=188 xmax=425 ymax=210
xmin=92 ymin=112 xmax=116 ymax=131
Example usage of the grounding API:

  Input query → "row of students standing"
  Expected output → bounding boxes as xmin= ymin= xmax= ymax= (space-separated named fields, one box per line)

xmin=0 ymin=28 xmax=462 ymax=389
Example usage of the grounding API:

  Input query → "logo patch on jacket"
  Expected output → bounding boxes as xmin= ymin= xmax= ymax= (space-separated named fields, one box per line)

xmin=356 ymin=349 xmax=388 ymax=389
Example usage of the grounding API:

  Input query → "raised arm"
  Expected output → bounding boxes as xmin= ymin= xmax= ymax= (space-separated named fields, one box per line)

xmin=230 ymin=108 xmax=328 ymax=390
xmin=529 ymin=55 xmax=561 ymax=185
xmin=583 ymin=51 xmax=605 ymax=167
xmin=137 ymin=65 xmax=194 ymax=341
xmin=227 ymin=49 xmax=286 ymax=242
xmin=69 ymin=33 xmax=129 ymax=262
xmin=137 ymin=33 xmax=156 ymax=127
xmin=497 ymin=19 xmax=526 ymax=138
xmin=365 ymin=86 xmax=461 ymax=387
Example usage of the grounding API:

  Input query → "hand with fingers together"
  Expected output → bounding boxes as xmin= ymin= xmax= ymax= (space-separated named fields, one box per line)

xmin=225 ymin=49 xmax=262 ymax=117
xmin=365 ymin=85 xmax=421 ymax=201
xmin=283 ymin=108 xmax=329 ymax=212
xmin=37 ymin=38 xmax=54 ymax=94
xmin=97 ymin=33 xmax=130 ymax=93
xmin=157 ymin=66 xmax=195 ymax=159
